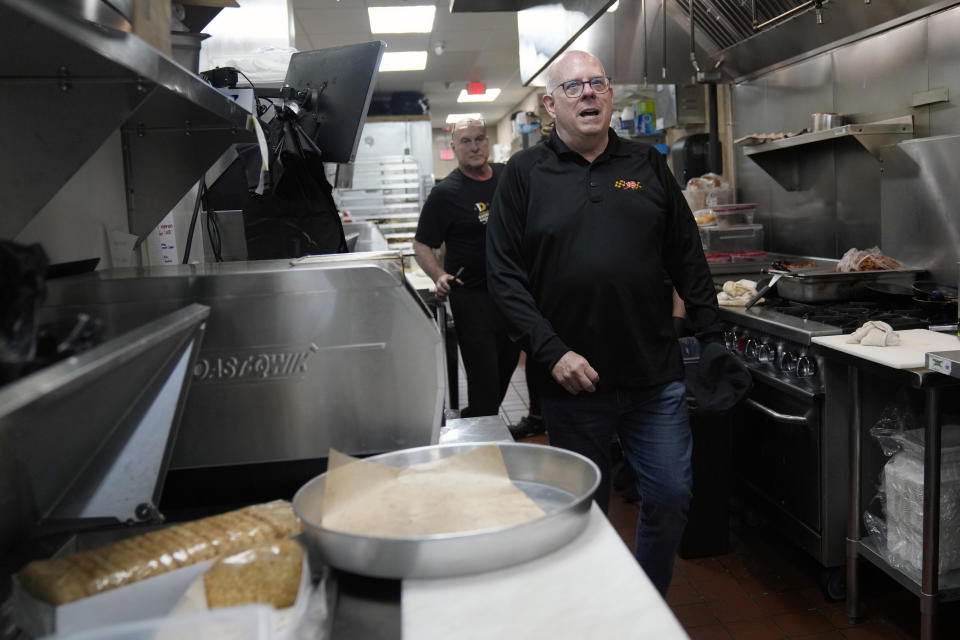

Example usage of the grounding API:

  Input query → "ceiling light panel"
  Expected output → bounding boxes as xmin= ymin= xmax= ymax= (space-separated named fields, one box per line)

xmin=457 ymin=88 xmax=502 ymax=103
xmin=368 ymin=5 xmax=436 ymax=34
xmin=379 ymin=51 xmax=428 ymax=72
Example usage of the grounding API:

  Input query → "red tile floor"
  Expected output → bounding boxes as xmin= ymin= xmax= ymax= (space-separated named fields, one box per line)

xmin=486 ymin=358 xmax=960 ymax=639
xmin=521 ymin=426 xmax=960 ymax=640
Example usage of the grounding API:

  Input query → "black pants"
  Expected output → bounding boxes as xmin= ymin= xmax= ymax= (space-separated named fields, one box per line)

xmin=448 ymin=287 xmax=520 ymax=418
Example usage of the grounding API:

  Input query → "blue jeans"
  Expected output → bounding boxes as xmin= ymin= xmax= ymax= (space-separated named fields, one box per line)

xmin=540 ymin=380 xmax=693 ymax=596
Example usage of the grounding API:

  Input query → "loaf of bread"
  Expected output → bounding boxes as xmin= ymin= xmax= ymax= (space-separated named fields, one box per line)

xmin=18 ymin=500 xmax=303 ymax=605
xmin=203 ymin=539 xmax=304 ymax=610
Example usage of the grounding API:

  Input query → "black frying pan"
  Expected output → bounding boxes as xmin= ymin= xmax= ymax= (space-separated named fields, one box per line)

xmin=45 ymin=258 xmax=100 ymax=280
xmin=913 ymin=280 xmax=958 ymax=302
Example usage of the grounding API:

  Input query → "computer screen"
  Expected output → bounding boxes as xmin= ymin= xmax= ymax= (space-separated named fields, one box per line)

xmin=284 ymin=40 xmax=385 ymax=164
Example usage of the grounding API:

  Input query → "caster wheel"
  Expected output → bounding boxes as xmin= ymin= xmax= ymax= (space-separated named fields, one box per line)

xmin=819 ymin=567 xmax=846 ymax=602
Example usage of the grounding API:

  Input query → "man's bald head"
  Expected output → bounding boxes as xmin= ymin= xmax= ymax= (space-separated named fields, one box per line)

xmin=543 ymin=50 xmax=604 ymax=95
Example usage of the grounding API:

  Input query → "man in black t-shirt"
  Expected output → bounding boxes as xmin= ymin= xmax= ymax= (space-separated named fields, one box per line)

xmin=413 ymin=119 xmax=520 ymax=418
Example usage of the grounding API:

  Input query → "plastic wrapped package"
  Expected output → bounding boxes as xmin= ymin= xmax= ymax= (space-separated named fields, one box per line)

xmin=171 ymin=539 xmax=324 ymax=640
xmin=865 ymin=413 xmax=960 ymax=576
xmin=14 ymin=501 xmax=304 ymax=637
xmin=835 ymin=246 xmax=902 ymax=272
xmin=682 ymin=173 xmax=732 ymax=213
xmin=204 ymin=540 xmax=304 ymax=610
xmin=17 ymin=501 xmax=303 ymax=606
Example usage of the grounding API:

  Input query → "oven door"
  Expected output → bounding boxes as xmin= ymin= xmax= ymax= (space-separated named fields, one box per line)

xmin=733 ymin=377 xmax=822 ymax=534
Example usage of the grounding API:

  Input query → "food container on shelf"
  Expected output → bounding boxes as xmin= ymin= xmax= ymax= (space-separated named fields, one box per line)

xmin=811 ymin=112 xmax=844 ymax=132
xmin=730 ymin=250 xmax=767 ymax=263
xmin=698 ymin=224 xmax=764 ymax=254
xmin=704 ymin=254 xmax=731 ymax=264
xmin=710 ymin=203 xmax=757 ymax=228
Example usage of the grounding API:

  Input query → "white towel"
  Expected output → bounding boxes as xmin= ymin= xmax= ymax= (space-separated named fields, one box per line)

xmin=846 ymin=320 xmax=901 ymax=347
xmin=717 ymin=279 xmax=760 ymax=306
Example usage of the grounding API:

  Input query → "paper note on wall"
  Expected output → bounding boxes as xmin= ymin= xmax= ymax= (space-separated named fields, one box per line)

xmin=146 ymin=212 xmax=179 ymax=265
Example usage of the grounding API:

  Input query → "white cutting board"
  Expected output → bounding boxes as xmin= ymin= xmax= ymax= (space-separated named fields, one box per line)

xmin=812 ymin=329 xmax=960 ymax=369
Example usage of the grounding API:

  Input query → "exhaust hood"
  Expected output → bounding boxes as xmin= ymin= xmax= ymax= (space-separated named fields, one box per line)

xmin=483 ymin=0 xmax=959 ymax=86
xmin=673 ymin=0 xmax=960 ymax=81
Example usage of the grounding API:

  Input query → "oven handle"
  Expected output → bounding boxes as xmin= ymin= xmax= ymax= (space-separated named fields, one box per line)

xmin=744 ymin=398 xmax=810 ymax=425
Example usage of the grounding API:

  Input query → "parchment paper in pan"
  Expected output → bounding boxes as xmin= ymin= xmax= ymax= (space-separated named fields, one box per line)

xmin=320 ymin=445 xmax=545 ymax=537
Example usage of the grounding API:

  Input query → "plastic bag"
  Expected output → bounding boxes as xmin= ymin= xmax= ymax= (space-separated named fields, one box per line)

xmin=835 ymin=246 xmax=902 ymax=272
xmin=863 ymin=396 xmax=960 ymax=576
xmin=0 ymin=240 xmax=49 ymax=384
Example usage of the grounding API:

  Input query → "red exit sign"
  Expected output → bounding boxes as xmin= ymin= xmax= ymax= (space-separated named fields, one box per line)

xmin=467 ymin=82 xmax=485 ymax=96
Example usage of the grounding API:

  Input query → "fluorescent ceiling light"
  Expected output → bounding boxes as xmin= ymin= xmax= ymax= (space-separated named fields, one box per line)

xmin=445 ymin=112 xmax=482 ymax=124
xmin=607 ymin=1 xmax=620 ymax=11
xmin=379 ymin=51 xmax=428 ymax=72
xmin=457 ymin=88 xmax=502 ymax=103
xmin=368 ymin=5 xmax=436 ymax=34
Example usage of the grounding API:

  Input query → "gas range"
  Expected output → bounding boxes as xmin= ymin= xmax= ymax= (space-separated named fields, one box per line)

xmin=717 ymin=297 xmax=957 ymax=393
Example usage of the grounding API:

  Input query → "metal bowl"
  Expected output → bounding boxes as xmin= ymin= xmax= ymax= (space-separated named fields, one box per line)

xmin=292 ymin=442 xmax=600 ymax=579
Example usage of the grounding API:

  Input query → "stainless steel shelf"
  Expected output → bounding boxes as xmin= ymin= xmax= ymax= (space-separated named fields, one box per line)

xmin=858 ymin=534 xmax=960 ymax=601
xmin=742 ymin=117 xmax=914 ymax=158
xmin=0 ymin=0 xmax=253 ymax=240
xmin=741 ymin=117 xmax=913 ymax=191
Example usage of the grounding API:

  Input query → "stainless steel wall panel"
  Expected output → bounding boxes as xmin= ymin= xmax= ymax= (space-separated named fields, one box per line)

xmin=832 ymin=19 xmax=928 ymax=128
xmin=763 ymin=55 xmax=836 ymax=134
xmin=881 ymin=136 xmax=960 ymax=283
xmin=734 ymin=55 xmax=840 ymax=258
xmin=769 ymin=157 xmax=837 ymax=258
xmin=733 ymin=9 xmax=960 ymax=263
xmin=927 ymin=5 xmax=960 ymax=136
xmin=834 ymin=146 xmax=882 ymax=253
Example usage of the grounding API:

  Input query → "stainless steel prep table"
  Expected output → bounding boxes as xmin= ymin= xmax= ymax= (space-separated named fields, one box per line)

xmin=810 ymin=344 xmax=960 ymax=640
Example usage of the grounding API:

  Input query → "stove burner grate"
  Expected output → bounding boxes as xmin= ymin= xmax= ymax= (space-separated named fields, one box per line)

xmin=764 ymin=298 xmax=940 ymax=331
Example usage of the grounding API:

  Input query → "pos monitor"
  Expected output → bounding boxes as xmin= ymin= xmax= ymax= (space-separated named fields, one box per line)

xmin=282 ymin=40 xmax=385 ymax=164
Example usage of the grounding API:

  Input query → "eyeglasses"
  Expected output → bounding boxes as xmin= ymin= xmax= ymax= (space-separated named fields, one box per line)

xmin=552 ymin=76 xmax=612 ymax=98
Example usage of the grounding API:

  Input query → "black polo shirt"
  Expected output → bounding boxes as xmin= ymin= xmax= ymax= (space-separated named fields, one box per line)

xmin=486 ymin=128 xmax=719 ymax=396
xmin=415 ymin=165 xmax=504 ymax=290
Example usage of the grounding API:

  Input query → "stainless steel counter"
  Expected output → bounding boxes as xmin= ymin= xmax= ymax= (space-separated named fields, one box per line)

xmin=439 ymin=415 xmax=514 ymax=444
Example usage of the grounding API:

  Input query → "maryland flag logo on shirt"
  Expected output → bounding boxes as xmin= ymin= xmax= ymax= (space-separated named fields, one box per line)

xmin=475 ymin=202 xmax=490 ymax=224
xmin=614 ymin=179 xmax=644 ymax=191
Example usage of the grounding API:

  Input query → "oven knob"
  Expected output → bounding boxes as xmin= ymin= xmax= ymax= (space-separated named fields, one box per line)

xmin=778 ymin=351 xmax=798 ymax=374
xmin=758 ymin=342 xmax=775 ymax=363
xmin=744 ymin=338 xmax=759 ymax=361
xmin=797 ymin=354 xmax=818 ymax=377
xmin=724 ymin=329 xmax=737 ymax=351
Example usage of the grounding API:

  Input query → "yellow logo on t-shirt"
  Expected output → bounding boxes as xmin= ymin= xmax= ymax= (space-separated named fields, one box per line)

xmin=475 ymin=202 xmax=489 ymax=224
xmin=614 ymin=179 xmax=644 ymax=190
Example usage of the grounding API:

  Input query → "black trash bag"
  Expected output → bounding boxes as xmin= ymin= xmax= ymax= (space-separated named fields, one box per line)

xmin=243 ymin=111 xmax=347 ymax=260
xmin=0 ymin=241 xmax=49 ymax=384
xmin=24 ymin=313 xmax=105 ymax=377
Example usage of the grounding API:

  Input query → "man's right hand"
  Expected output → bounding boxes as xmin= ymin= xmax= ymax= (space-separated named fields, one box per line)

xmin=551 ymin=351 xmax=599 ymax=395
xmin=434 ymin=273 xmax=463 ymax=301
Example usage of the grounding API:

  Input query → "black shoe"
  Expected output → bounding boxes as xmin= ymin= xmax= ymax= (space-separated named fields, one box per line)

xmin=509 ymin=415 xmax=546 ymax=439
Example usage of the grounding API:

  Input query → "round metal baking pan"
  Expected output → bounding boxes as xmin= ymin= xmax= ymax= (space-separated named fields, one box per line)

xmin=293 ymin=442 xmax=600 ymax=579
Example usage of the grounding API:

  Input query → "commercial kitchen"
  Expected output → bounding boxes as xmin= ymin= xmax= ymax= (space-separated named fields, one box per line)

xmin=3 ymin=0 xmax=960 ymax=638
